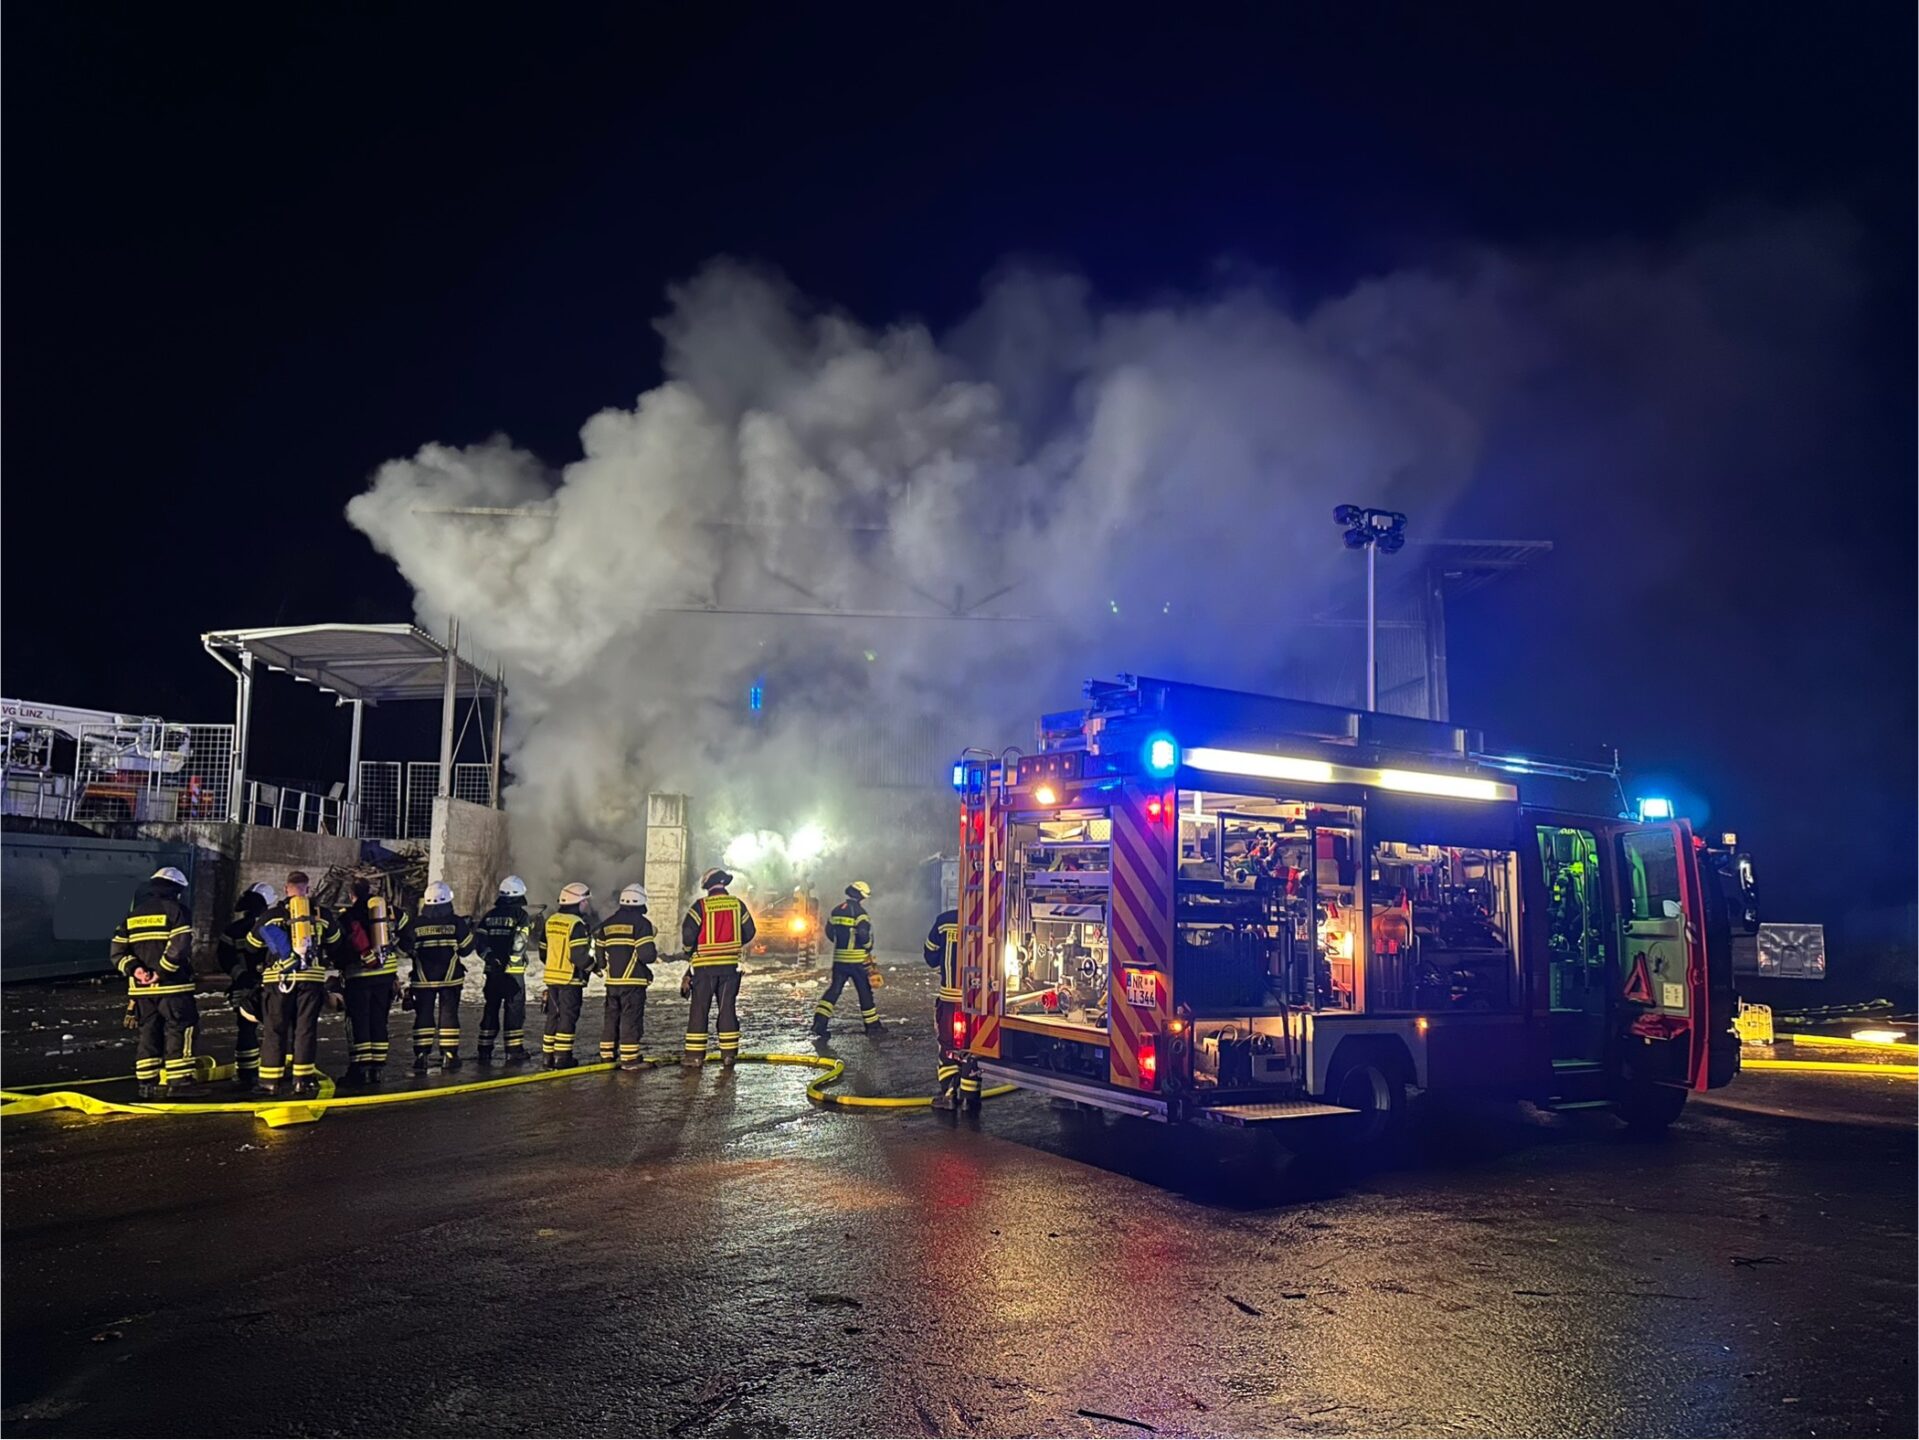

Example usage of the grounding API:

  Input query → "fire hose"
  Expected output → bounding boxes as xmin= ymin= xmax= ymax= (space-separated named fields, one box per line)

xmin=0 ymin=1051 xmax=1016 ymax=1128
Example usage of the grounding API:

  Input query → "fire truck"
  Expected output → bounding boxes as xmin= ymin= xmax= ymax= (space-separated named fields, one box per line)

xmin=952 ymin=676 xmax=1749 ymax=1143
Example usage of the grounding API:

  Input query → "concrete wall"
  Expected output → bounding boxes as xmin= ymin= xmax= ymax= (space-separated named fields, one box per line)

xmin=428 ymin=797 xmax=511 ymax=915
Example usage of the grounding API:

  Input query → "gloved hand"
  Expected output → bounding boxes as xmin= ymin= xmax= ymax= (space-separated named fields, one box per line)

xmin=679 ymin=969 xmax=693 ymax=999
xmin=122 ymin=1000 xmax=138 ymax=1031
xmin=132 ymin=966 xmax=157 ymax=986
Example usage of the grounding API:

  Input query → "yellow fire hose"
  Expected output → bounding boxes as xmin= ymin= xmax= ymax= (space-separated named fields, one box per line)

xmin=1742 ymin=1057 xmax=1918 ymax=1078
xmin=0 ymin=1050 xmax=1014 ymax=1128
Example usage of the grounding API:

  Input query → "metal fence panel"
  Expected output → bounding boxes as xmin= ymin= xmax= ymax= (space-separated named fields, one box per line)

xmin=358 ymin=761 xmax=403 ymax=838
xmin=454 ymin=763 xmax=492 ymax=807
xmin=404 ymin=762 xmax=439 ymax=841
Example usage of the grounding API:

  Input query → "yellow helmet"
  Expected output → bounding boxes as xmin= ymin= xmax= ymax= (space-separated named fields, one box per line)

xmin=846 ymin=880 xmax=872 ymax=899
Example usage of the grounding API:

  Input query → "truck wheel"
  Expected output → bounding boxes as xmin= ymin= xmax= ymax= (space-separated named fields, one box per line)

xmin=1617 ymin=1083 xmax=1687 ymax=1132
xmin=1330 ymin=1052 xmax=1408 ymax=1147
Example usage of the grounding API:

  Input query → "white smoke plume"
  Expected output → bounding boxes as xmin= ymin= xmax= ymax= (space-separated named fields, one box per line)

xmin=345 ymin=221 xmax=1854 ymax=925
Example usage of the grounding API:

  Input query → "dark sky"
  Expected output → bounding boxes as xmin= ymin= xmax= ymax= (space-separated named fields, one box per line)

xmin=4 ymin=3 xmax=1913 ymax=962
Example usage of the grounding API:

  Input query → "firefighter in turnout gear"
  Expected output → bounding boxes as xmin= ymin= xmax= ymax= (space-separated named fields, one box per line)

xmin=218 ymin=882 xmax=274 ymax=1092
xmin=597 ymin=884 xmax=657 ymax=1070
xmin=112 ymin=866 xmax=199 ymax=1100
xmin=680 ymin=868 xmax=755 ymax=1067
xmin=474 ymin=874 xmax=535 ymax=1066
xmin=922 ymin=906 xmax=978 ymax=1110
xmin=246 ymin=871 xmax=341 ymax=1098
xmin=542 ymin=882 xmax=596 ymax=1068
xmin=813 ymin=881 xmax=879 ymax=1037
xmin=337 ymin=879 xmax=401 ymax=1085
xmin=408 ymin=880 xmax=478 ymax=1071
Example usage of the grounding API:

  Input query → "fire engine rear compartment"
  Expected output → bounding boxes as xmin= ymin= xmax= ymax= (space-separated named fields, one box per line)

xmin=986 ymin=778 xmax=1535 ymax=1118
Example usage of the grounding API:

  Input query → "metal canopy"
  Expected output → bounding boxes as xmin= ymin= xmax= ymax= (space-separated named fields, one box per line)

xmin=200 ymin=624 xmax=502 ymax=704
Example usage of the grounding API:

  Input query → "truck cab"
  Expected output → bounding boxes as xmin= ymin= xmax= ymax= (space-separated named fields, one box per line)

xmin=955 ymin=676 xmax=1740 ymax=1141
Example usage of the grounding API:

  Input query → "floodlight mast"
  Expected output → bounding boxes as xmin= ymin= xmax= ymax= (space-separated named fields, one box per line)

xmin=1334 ymin=505 xmax=1409 ymax=711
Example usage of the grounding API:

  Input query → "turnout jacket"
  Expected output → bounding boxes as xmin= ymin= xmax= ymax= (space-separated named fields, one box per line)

xmin=219 ymin=897 xmax=268 ymax=991
xmin=408 ymin=904 xmax=478 ymax=987
xmin=111 ymin=880 xmax=195 ymax=996
xmin=542 ymin=904 xmax=596 ymax=986
xmin=596 ymin=906 xmax=657 ymax=986
xmin=923 ymin=907 xmax=961 ymax=1001
xmin=827 ymin=900 xmax=873 ymax=963
xmin=474 ymin=898 xmax=535 ymax=978
xmin=248 ymin=898 xmax=343 ymax=986
xmin=681 ymin=891 xmax=755 ymax=968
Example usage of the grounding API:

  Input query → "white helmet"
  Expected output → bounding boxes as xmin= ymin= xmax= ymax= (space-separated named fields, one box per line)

xmin=559 ymin=881 xmax=591 ymax=906
xmin=619 ymin=883 xmax=649 ymax=909
xmin=151 ymin=866 xmax=188 ymax=888
xmin=249 ymin=882 xmax=279 ymax=905
xmin=498 ymin=875 xmax=528 ymax=899
xmin=424 ymin=880 xmax=454 ymax=907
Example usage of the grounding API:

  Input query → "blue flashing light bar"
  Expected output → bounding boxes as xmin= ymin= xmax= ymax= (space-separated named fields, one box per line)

xmin=1637 ymin=796 xmax=1675 ymax=821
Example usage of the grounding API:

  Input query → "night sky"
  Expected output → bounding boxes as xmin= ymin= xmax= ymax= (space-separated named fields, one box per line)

xmin=4 ymin=3 xmax=1913 ymax=985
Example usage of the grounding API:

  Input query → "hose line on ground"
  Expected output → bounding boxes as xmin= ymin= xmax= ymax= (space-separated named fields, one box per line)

xmin=0 ymin=1051 xmax=1015 ymax=1127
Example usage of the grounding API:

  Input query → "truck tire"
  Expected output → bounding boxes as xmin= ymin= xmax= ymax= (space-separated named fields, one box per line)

xmin=1329 ymin=1049 xmax=1409 ymax=1147
xmin=1617 ymin=1082 xmax=1688 ymax=1133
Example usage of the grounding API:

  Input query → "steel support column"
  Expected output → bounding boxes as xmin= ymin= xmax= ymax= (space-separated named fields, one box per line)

xmin=437 ymin=618 xmax=459 ymax=799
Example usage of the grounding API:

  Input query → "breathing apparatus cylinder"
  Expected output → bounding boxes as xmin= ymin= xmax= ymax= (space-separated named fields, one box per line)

xmin=368 ymin=893 xmax=391 ymax=951
xmin=289 ymin=892 xmax=315 ymax=960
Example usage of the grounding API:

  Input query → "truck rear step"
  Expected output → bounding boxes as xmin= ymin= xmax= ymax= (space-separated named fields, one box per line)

xmin=1198 ymin=1100 xmax=1358 ymax=1126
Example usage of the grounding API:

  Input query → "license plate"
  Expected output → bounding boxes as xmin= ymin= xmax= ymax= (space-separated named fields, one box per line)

xmin=1125 ymin=968 xmax=1159 ymax=1008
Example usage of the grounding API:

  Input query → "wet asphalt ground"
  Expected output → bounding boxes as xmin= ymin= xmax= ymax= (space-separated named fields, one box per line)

xmin=3 ymin=959 xmax=1914 ymax=1440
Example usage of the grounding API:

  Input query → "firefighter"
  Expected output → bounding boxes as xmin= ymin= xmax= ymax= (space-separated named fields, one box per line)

xmin=812 ymin=881 xmax=879 ymax=1037
xmin=680 ymin=868 xmax=755 ymax=1068
xmin=597 ymin=884 xmax=656 ymax=1070
xmin=408 ymin=880 xmax=477 ymax=1072
xmin=474 ymin=874 xmax=535 ymax=1067
xmin=113 ymin=866 xmax=199 ymax=1100
xmin=247 ymin=870 xmax=341 ymax=1098
xmin=218 ymin=881 xmax=274 ymax=1092
xmin=541 ymin=882 xmax=596 ymax=1067
xmin=336 ymin=878 xmax=401 ymax=1085
xmin=921 ymin=905 xmax=979 ymax=1111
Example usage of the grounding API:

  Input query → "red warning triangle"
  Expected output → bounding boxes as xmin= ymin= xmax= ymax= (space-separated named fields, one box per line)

xmin=1622 ymin=953 xmax=1656 ymax=1005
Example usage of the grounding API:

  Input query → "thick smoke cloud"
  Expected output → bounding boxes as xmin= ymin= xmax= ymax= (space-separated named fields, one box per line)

xmin=346 ymin=218 xmax=1857 ymax=927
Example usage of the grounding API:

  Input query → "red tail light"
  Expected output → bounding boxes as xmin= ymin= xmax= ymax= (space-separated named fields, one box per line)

xmin=1138 ymin=1035 xmax=1158 ymax=1089
xmin=951 ymin=1011 xmax=968 ymax=1048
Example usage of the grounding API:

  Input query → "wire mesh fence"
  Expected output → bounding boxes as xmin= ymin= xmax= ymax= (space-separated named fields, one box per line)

xmin=357 ymin=760 xmax=498 ymax=838
xmin=357 ymin=761 xmax=403 ymax=838
xmin=404 ymin=762 xmax=438 ymax=840
xmin=71 ymin=722 xmax=233 ymax=823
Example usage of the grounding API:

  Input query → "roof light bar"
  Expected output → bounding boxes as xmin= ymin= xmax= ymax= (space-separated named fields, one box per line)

xmin=1182 ymin=746 xmax=1515 ymax=802
xmin=1185 ymin=748 xmax=1334 ymax=784
xmin=1375 ymin=768 xmax=1510 ymax=802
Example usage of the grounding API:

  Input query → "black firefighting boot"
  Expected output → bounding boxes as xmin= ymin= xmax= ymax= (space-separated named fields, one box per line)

xmin=234 ymin=1070 xmax=260 ymax=1094
xmin=504 ymin=1048 xmax=528 ymax=1069
xmin=136 ymin=1081 xmax=159 ymax=1100
xmin=292 ymin=1077 xmax=321 ymax=1100
xmin=414 ymin=1054 xmax=432 ymax=1075
xmin=443 ymin=1054 xmax=463 ymax=1073
xmin=477 ymin=1047 xmax=494 ymax=1067
xmin=252 ymin=1077 xmax=286 ymax=1097
xmin=812 ymin=1016 xmax=830 ymax=1038
xmin=865 ymin=1021 xmax=883 ymax=1036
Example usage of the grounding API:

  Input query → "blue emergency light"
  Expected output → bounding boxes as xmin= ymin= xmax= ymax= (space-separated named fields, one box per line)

xmin=1637 ymin=796 xmax=1675 ymax=821
xmin=951 ymin=762 xmax=967 ymax=792
xmin=1143 ymin=731 xmax=1180 ymax=779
